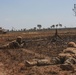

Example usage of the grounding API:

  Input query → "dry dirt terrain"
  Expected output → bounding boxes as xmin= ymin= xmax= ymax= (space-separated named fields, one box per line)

xmin=0 ymin=30 xmax=76 ymax=75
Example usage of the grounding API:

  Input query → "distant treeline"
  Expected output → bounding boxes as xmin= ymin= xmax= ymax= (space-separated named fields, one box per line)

xmin=9 ymin=27 xmax=76 ymax=33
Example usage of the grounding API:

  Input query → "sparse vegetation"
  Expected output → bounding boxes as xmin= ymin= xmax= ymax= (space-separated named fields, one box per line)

xmin=0 ymin=29 xmax=76 ymax=75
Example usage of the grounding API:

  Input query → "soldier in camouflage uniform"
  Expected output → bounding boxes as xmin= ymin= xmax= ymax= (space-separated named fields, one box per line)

xmin=52 ymin=42 xmax=76 ymax=70
xmin=24 ymin=42 xmax=76 ymax=69
xmin=0 ymin=36 xmax=24 ymax=49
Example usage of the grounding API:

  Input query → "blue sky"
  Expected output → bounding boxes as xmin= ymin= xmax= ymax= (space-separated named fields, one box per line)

xmin=0 ymin=0 xmax=76 ymax=30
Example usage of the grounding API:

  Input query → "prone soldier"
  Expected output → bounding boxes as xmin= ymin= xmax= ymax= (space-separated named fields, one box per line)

xmin=52 ymin=42 xmax=76 ymax=70
xmin=53 ymin=42 xmax=76 ymax=64
xmin=0 ymin=36 xmax=25 ymax=49
xmin=26 ymin=42 xmax=76 ymax=67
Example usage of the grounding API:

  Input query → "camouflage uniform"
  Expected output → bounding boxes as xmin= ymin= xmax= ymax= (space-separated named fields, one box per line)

xmin=0 ymin=36 xmax=24 ymax=49
xmin=53 ymin=42 xmax=76 ymax=65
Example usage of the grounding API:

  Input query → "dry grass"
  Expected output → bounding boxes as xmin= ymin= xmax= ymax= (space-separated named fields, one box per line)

xmin=0 ymin=29 xmax=76 ymax=75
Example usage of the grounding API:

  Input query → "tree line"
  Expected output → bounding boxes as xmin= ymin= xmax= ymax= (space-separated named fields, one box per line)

xmin=9 ymin=23 xmax=63 ymax=32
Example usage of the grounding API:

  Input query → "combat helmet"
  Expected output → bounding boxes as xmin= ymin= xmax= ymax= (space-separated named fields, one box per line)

xmin=16 ymin=36 xmax=22 ymax=44
xmin=67 ymin=42 xmax=76 ymax=47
